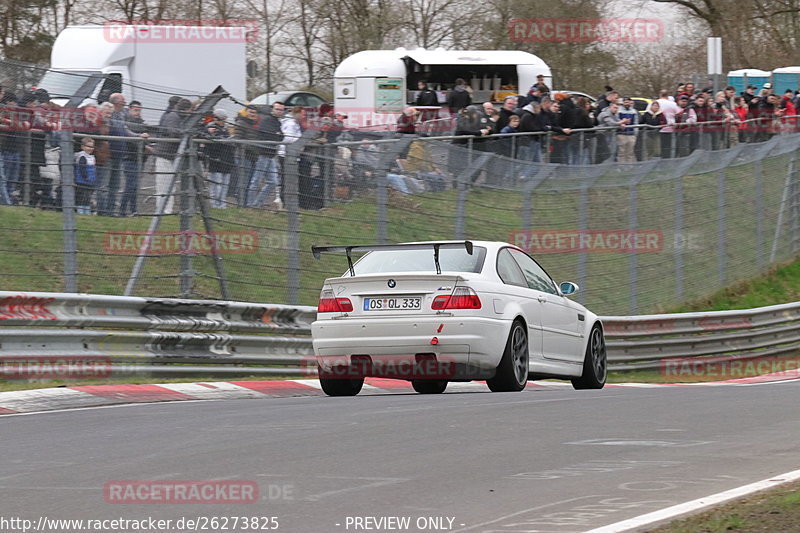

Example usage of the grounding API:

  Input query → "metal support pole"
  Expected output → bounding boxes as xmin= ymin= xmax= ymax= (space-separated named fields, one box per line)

xmin=577 ymin=186 xmax=589 ymax=305
xmin=22 ymin=132 xmax=31 ymax=205
xmin=770 ymin=157 xmax=793 ymax=263
xmin=628 ymin=183 xmax=638 ymax=314
xmin=125 ymin=87 xmax=228 ymax=296
xmin=285 ymin=131 xmax=314 ymax=305
xmin=675 ymin=176 xmax=684 ymax=302
xmin=755 ymin=160 xmax=764 ymax=270
xmin=717 ymin=168 xmax=726 ymax=286
xmin=179 ymin=141 xmax=196 ymax=297
xmin=192 ymin=140 xmax=231 ymax=300
xmin=60 ymin=131 xmax=78 ymax=292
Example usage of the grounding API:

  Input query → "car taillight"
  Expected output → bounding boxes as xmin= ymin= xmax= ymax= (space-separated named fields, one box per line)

xmin=432 ymin=287 xmax=481 ymax=310
xmin=318 ymin=289 xmax=353 ymax=313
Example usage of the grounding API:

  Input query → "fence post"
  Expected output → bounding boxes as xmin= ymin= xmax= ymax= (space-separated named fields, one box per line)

xmin=543 ymin=132 xmax=551 ymax=164
xmin=60 ymin=131 xmax=78 ymax=292
xmin=577 ymin=185 xmax=589 ymax=305
xmin=454 ymin=163 xmax=468 ymax=240
xmin=790 ymin=154 xmax=800 ymax=255
xmin=22 ymin=131 xmax=31 ymax=205
xmin=674 ymin=175 xmax=684 ymax=302
xmin=179 ymin=140 xmax=197 ymax=297
xmin=717 ymin=168 xmax=727 ymax=286
xmin=755 ymin=160 xmax=764 ymax=270
xmin=628 ymin=182 xmax=638 ymax=314
xmin=285 ymin=131 xmax=315 ymax=305
xmin=125 ymin=87 xmax=227 ymax=296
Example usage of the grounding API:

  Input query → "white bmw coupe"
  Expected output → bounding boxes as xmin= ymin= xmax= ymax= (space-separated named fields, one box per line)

xmin=311 ymin=241 xmax=606 ymax=396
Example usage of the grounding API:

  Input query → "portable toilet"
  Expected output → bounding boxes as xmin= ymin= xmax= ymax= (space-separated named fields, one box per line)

xmin=772 ymin=67 xmax=800 ymax=95
xmin=727 ymin=69 xmax=771 ymax=94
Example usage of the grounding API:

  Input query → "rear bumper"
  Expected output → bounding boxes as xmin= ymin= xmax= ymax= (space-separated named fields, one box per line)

xmin=312 ymin=315 xmax=511 ymax=378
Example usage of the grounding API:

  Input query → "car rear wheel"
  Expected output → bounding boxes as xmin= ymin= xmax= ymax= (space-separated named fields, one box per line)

xmin=487 ymin=320 xmax=528 ymax=392
xmin=572 ymin=325 xmax=607 ymax=390
xmin=411 ymin=379 xmax=448 ymax=394
xmin=318 ymin=366 xmax=364 ymax=396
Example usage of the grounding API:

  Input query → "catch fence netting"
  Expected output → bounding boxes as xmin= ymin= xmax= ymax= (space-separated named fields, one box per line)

xmin=1 ymin=58 xmax=799 ymax=314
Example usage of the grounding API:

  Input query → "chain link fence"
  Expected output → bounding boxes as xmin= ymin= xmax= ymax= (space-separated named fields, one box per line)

xmin=2 ymin=60 xmax=800 ymax=315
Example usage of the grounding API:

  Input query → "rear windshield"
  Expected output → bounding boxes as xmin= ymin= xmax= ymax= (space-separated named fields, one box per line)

xmin=352 ymin=247 xmax=487 ymax=275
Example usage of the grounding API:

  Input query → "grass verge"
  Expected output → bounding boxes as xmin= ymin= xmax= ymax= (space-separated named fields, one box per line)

xmin=645 ymin=480 xmax=800 ymax=533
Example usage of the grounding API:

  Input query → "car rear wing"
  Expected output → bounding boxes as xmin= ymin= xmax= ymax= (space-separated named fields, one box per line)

xmin=311 ymin=241 xmax=474 ymax=276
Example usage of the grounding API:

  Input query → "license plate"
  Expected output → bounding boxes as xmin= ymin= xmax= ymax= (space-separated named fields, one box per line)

xmin=363 ymin=296 xmax=422 ymax=311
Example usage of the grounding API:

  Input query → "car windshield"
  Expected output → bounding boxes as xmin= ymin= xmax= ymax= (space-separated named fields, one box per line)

xmin=38 ymin=70 xmax=101 ymax=99
xmin=352 ymin=247 xmax=486 ymax=275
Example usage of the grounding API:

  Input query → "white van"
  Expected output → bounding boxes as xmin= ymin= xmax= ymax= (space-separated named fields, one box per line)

xmin=38 ymin=25 xmax=248 ymax=123
xmin=333 ymin=48 xmax=551 ymax=130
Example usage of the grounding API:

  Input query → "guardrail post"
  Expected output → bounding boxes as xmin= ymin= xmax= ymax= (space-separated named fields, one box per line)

xmin=60 ymin=130 xmax=78 ymax=293
xmin=717 ymin=168 xmax=727 ymax=286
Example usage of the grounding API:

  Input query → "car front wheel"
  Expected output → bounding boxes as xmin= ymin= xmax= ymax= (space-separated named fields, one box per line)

xmin=572 ymin=325 xmax=607 ymax=390
xmin=487 ymin=320 xmax=528 ymax=392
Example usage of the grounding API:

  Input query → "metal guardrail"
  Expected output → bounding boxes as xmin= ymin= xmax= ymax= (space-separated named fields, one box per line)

xmin=602 ymin=302 xmax=800 ymax=371
xmin=1 ymin=291 xmax=798 ymax=377
xmin=0 ymin=291 xmax=317 ymax=378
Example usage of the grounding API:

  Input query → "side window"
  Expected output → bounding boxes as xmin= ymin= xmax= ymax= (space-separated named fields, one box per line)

xmin=496 ymin=248 xmax=528 ymax=288
xmin=509 ymin=249 xmax=557 ymax=294
xmin=287 ymin=94 xmax=308 ymax=107
xmin=307 ymin=94 xmax=325 ymax=108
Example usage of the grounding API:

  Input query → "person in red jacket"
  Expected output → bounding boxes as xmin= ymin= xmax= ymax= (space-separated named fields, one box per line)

xmin=781 ymin=90 xmax=797 ymax=132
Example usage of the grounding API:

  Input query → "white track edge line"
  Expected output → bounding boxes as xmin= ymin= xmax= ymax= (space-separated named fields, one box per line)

xmin=582 ymin=467 xmax=800 ymax=533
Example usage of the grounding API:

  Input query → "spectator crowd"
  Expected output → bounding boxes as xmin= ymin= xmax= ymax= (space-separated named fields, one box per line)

xmin=1 ymin=76 xmax=799 ymax=214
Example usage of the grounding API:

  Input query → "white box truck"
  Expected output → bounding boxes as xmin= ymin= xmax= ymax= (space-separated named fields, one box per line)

xmin=333 ymin=48 xmax=551 ymax=130
xmin=37 ymin=24 xmax=248 ymax=122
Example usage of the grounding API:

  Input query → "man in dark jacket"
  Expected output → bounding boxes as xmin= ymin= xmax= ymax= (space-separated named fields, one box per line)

xmin=496 ymin=96 xmax=519 ymax=131
xmin=233 ymin=106 xmax=260 ymax=204
xmin=118 ymin=100 xmax=150 ymax=216
xmin=414 ymin=80 xmax=439 ymax=123
xmin=103 ymin=93 xmax=148 ymax=216
xmin=153 ymin=98 xmax=191 ymax=214
xmin=248 ymin=101 xmax=285 ymax=207
xmin=445 ymin=78 xmax=471 ymax=114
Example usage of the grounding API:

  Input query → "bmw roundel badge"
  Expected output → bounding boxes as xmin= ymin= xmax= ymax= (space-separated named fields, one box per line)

xmin=387 ymin=279 xmax=396 ymax=288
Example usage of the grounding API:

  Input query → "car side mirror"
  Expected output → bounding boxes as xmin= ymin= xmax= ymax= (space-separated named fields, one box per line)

xmin=559 ymin=281 xmax=579 ymax=295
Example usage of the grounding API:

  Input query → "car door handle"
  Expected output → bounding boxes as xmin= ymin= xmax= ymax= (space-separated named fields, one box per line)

xmin=537 ymin=295 xmax=547 ymax=303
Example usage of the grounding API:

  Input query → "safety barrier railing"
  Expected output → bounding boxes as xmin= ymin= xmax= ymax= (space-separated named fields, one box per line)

xmin=2 ymin=290 xmax=797 ymax=378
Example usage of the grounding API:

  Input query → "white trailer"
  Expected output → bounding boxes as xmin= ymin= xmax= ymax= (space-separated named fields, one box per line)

xmin=38 ymin=25 xmax=248 ymax=123
xmin=333 ymin=48 xmax=551 ymax=130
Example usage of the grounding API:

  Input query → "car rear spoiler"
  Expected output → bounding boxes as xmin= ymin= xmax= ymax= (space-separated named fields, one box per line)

xmin=311 ymin=241 xmax=474 ymax=276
